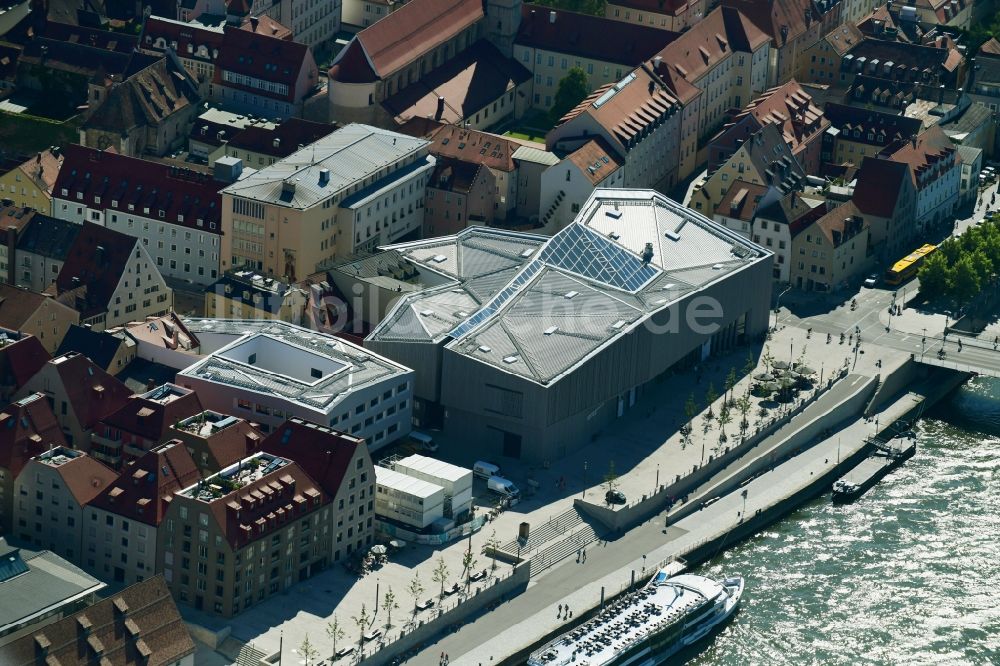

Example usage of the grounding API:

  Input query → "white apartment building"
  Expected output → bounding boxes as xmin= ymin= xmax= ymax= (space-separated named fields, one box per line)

xmin=51 ymin=145 xmax=223 ymax=286
xmin=221 ymin=124 xmax=433 ymax=281
xmin=178 ymin=319 xmax=414 ymax=447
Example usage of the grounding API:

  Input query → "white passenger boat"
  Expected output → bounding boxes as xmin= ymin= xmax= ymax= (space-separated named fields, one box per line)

xmin=527 ymin=570 xmax=743 ymax=666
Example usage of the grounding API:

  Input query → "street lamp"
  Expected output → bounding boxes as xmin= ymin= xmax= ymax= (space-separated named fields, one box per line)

xmin=773 ymin=285 xmax=791 ymax=331
xmin=582 ymin=461 xmax=589 ymax=499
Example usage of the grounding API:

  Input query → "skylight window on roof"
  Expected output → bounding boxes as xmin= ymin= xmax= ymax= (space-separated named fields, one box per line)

xmin=564 ymin=291 xmax=579 ymax=299
xmin=520 ymin=249 xmax=534 ymax=258
xmin=431 ymin=254 xmax=448 ymax=263
xmin=543 ymin=326 xmax=558 ymax=336
xmin=502 ymin=355 xmax=519 ymax=364
xmin=420 ymin=310 xmax=434 ymax=316
xmin=606 ymin=209 xmax=623 ymax=219
xmin=665 ymin=230 xmax=681 ymax=241
xmin=611 ymin=320 xmax=627 ymax=330
xmin=478 ymin=345 xmax=492 ymax=353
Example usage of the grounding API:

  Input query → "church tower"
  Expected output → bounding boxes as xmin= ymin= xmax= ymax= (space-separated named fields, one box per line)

xmin=484 ymin=0 xmax=523 ymax=59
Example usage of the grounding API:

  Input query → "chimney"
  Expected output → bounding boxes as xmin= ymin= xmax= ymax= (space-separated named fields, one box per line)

xmin=642 ymin=242 xmax=654 ymax=264
xmin=319 ymin=168 xmax=330 ymax=186
xmin=435 ymin=96 xmax=445 ymax=120
xmin=653 ymin=55 xmax=662 ymax=70
xmin=549 ymin=10 xmax=556 ymax=23
xmin=273 ymin=138 xmax=280 ymax=149
xmin=250 ymin=16 xmax=259 ymax=31
xmin=911 ymin=134 xmax=917 ymax=148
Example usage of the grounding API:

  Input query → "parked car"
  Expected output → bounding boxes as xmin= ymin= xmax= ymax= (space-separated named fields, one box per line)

xmin=473 ymin=460 xmax=501 ymax=479
xmin=409 ymin=430 xmax=438 ymax=452
xmin=863 ymin=274 xmax=878 ymax=288
xmin=605 ymin=489 xmax=627 ymax=505
xmin=487 ymin=475 xmax=520 ymax=500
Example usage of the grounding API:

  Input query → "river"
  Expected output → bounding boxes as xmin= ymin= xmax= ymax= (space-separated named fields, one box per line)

xmin=683 ymin=377 xmax=1000 ymax=665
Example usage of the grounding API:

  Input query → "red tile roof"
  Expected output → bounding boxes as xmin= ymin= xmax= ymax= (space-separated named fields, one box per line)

xmin=426 ymin=124 xmax=522 ymax=172
xmin=981 ymin=38 xmax=1000 ymax=56
xmin=143 ymin=16 xmax=224 ymax=67
xmin=100 ymin=384 xmax=203 ymax=449
xmin=212 ymin=25 xmax=315 ymax=103
xmin=53 ymin=145 xmax=222 ymax=234
xmin=226 ymin=118 xmax=338 ymax=157
xmin=567 ymin=138 xmax=624 ymax=185
xmin=50 ymin=222 xmax=143 ymax=319
xmin=0 ymin=393 xmax=66 ymax=479
xmin=38 ymin=446 xmax=120 ymax=507
xmin=241 ymin=15 xmax=292 ymax=40
xmin=336 ymin=0 xmax=484 ymax=80
xmin=556 ymin=64 xmax=679 ymax=152
xmin=852 ymin=157 xmax=910 ymax=218
xmin=653 ymin=6 xmax=769 ymax=90
xmin=168 ymin=411 xmax=264 ymax=472
xmin=516 ymin=4 xmax=678 ymax=66
xmin=89 ymin=440 xmax=201 ymax=526
xmin=723 ymin=79 xmax=828 ymax=155
xmin=721 ymin=0 xmax=819 ymax=48
xmin=262 ymin=418 xmax=366 ymax=499
xmin=714 ymin=179 xmax=768 ymax=221
xmin=45 ymin=352 xmax=134 ymax=431
xmin=0 ymin=575 xmax=196 ymax=666
xmin=883 ymin=125 xmax=960 ymax=188
xmin=0 ymin=335 xmax=50 ymax=394
xmin=197 ymin=455 xmax=329 ymax=550
xmin=0 ymin=284 xmax=59 ymax=330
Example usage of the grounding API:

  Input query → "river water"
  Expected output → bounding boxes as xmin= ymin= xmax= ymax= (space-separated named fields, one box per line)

xmin=685 ymin=377 xmax=1000 ymax=665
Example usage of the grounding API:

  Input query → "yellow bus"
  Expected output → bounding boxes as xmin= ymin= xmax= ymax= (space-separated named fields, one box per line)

xmin=884 ymin=244 xmax=936 ymax=286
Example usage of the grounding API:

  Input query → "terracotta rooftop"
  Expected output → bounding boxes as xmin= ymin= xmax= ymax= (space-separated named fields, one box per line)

xmin=32 ymin=446 xmax=119 ymax=507
xmin=53 ymin=145 xmax=222 ymax=235
xmin=0 ymin=393 xmax=66 ymax=480
xmin=516 ymin=4 xmax=678 ymax=66
xmin=121 ymin=313 xmax=200 ymax=354
xmin=226 ymin=118 xmax=338 ymax=158
xmin=852 ymin=156 xmax=910 ymax=218
xmin=715 ymin=179 xmax=769 ymax=221
xmin=178 ymin=451 xmax=328 ymax=550
xmin=566 ymin=138 xmax=624 ymax=186
xmin=0 ymin=203 xmax=36 ymax=235
xmin=169 ymin=410 xmax=264 ymax=473
xmin=818 ymin=22 xmax=864 ymax=56
xmin=0 ymin=334 xmax=50 ymax=397
xmin=722 ymin=0 xmax=827 ymax=49
xmin=333 ymin=0 xmax=484 ymax=81
xmin=84 ymin=58 xmax=199 ymax=136
xmin=0 ymin=575 xmax=196 ymax=666
xmin=653 ymin=6 xmax=770 ymax=90
xmin=824 ymin=102 xmax=922 ymax=148
xmin=382 ymin=41 xmax=530 ymax=126
xmin=213 ymin=24 xmax=315 ymax=103
xmin=241 ymin=15 xmax=292 ymax=40
xmin=41 ymin=352 xmax=134 ymax=431
xmin=12 ymin=149 xmax=63 ymax=198
xmin=882 ymin=125 xmax=960 ymax=187
xmin=99 ymin=384 xmax=203 ymax=449
xmin=0 ymin=284 xmax=67 ymax=331
xmin=724 ymin=79 xmax=827 ymax=154
xmin=980 ymin=37 xmax=1000 ymax=56
xmin=424 ymin=123 xmax=522 ymax=172
xmin=812 ymin=200 xmax=868 ymax=248
xmin=556 ymin=64 xmax=679 ymax=153
xmin=89 ymin=441 xmax=201 ymax=526
xmin=261 ymin=417 xmax=366 ymax=499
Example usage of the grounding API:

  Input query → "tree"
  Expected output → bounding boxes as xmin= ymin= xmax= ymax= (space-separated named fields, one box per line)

xmin=762 ymin=345 xmax=775 ymax=373
xmin=918 ymin=251 xmax=951 ymax=300
xmin=704 ymin=383 xmax=719 ymax=419
xmin=603 ymin=459 xmax=619 ymax=495
xmin=408 ymin=572 xmax=425 ymax=617
xmin=462 ymin=547 xmax=478 ymax=592
xmin=484 ymin=530 xmax=501 ymax=572
xmin=736 ymin=392 xmax=752 ymax=437
xmin=297 ymin=634 xmax=319 ymax=665
xmin=683 ymin=393 xmax=698 ymax=436
xmin=549 ymin=67 xmax=591 ymax=124
xmin=742 ymin=351 xmax=756 ymax=377
xmin=352 ymin=605 xmax=370 ymax=650
xmin=432 ymin=556 xmax=450 ymax=599
xmin=382 ymin=587 xmax=399 ymax=630
xmin=325 ymin=617 xmax=345 ymax=662
xmin=717 ymin=407 xmax=732 ymax=443
xmin=953 ymin=255 xmax=980 ymax=303
xmin=724 ymin=367 xmax=738 ymax=405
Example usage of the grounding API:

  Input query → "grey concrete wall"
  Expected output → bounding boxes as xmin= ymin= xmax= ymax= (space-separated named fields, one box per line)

xmin=350 ymin=564 xmax=530 ymax=666
xmin=439 ymin=256 xmax=773 ymax=464
xmin=575 ymin=373 xmax=877 ymax=532
xmin=864 ymin=357 xmax=928 ymax=416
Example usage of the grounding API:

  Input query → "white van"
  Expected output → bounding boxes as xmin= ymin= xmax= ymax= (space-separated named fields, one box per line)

xmin=473 ymin=460 xmax=501 ymax=479
xmin=410 ymin=431 xmax=438 ymax=452
xmin=487 ymin=476 xmax=520 ymax=500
